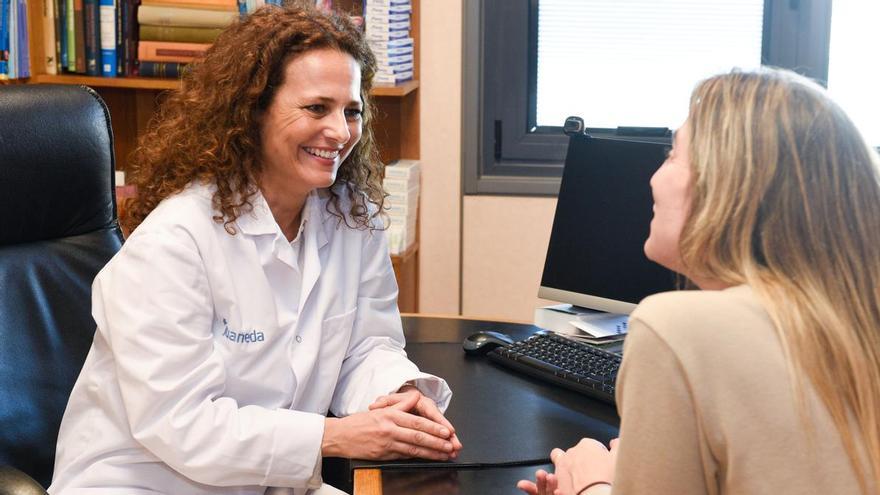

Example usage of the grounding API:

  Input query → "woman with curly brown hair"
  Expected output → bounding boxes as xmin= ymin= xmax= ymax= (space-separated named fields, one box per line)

xmin=48 ymin=4 xmax=460 ymax=494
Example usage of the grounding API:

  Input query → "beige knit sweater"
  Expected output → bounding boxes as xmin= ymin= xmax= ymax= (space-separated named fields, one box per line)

xmin=609 ymin=285 xmax=872 ymax=495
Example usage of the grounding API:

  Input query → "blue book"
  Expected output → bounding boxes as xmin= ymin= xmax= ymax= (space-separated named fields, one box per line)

xmin=57 ymin=0 xmax=66 ymax=68
xmin=83 ymin=0 xmax=99 ymax=75
xmin=8 ymin=0 xmax=15 ymax=78
xmin=16 ymin=0 xmax=27 ymax=78
xmin=0 ymin=0 xmax=9 ymax=78
xmin=138 ymin=61 xmax=184 ymax=78
xmin=113 ymin=0 xmax=121 ymax=74
xmin=98 ymin=0 xmax=115 ymax=76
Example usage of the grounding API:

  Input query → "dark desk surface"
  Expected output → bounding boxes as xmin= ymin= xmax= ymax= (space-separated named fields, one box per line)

xmin=347 ymin=315 xmax=620 ymax=495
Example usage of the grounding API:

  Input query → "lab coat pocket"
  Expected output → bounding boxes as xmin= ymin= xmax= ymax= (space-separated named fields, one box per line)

xmin=318 ymin=308 xmax=356 ymax=368
xmin=304 ymin=308 xmax=356 ymax=409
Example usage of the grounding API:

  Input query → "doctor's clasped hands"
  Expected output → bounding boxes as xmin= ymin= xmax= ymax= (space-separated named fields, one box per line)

xmin=324 ymin=387 xmax=462 ymax=461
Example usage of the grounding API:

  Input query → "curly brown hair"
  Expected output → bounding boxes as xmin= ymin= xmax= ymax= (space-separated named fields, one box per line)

xmin=121 ymin=2 xmax=383 ymax=234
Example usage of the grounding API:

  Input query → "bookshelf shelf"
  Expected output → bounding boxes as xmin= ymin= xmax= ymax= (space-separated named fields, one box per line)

xmin=30 ymin=74 xmax=182 ymax=90
xmin=372 ymin=80 xmax=419 ymax=97
xmin=29 ymin=74 xmax=419 ymax=95
xmin=392 ymin=241 xmax=419 ymax=264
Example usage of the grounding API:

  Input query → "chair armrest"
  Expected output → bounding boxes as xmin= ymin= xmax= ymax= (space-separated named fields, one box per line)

xmin=0 ymin=465 xmax=48 ymax=495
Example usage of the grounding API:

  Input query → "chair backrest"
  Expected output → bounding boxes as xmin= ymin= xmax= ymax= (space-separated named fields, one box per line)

xmin=0 ymin=85 xmax=124 ymax=487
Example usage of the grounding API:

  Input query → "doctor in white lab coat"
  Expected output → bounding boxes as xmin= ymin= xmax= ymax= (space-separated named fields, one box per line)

xmin=49 ymin=6 xmax=461 ymax=494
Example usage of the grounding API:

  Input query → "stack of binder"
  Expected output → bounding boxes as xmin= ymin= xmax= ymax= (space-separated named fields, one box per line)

xmin=364 ymin=0 xmax=413 ymax=85
xmin=383 ymin=159 xmax=419 ymax=254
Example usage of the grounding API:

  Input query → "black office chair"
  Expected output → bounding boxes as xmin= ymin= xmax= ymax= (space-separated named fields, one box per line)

xmin=0 ymin=85 xmax=124 ymax=493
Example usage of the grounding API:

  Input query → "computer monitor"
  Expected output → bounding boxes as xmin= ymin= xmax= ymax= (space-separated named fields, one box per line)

xmin=538 ymin=134 xmax=679 ymax=314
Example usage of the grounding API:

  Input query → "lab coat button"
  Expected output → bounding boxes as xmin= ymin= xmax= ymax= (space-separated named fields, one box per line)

xmin=296 ymin=335 xmax=303 ymax=343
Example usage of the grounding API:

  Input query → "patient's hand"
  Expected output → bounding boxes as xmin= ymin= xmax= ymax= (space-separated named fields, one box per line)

xmin=517 ymin=438 xmax=618 ymax=495
xmin=517 ymin=469 xmax=558 ymax=495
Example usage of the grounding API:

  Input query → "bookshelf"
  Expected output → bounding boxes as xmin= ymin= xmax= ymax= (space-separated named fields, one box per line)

xmin=19 ymin=0 xmax=422 ymax=312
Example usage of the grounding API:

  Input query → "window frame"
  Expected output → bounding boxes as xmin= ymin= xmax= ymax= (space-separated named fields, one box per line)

xmin=463 ymin=0 xmax=833 ymax=196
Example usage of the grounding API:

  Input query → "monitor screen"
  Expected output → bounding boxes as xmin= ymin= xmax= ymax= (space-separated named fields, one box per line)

xmin=538 ymin=134 xmax=679 ymax=314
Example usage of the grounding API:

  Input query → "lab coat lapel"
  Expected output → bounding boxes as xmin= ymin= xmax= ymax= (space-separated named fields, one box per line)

xmin=297 ymin=190 xmax=330 ymax=315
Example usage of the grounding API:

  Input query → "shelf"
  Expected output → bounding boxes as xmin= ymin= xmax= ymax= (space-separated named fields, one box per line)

xmin=28 ymin=74 xmax=419 ymax=95
xmin=371 ymin=79 xmax=419 ymax=97
xmin=30 ymin=74 xmax=181 ymax=90
xmin=390 ymin=241 xmax=419 ymax=263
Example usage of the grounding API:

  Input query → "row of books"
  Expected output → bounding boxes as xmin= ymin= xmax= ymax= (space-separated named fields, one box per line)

xmin=365 ymin=0 xmax=413 ymax=85
xmin=32 ymin=0 xmax=138 ymax=77
xmin=0 ymin=0 xmax=32 ymax=79
xmin=2 ymin=0 xmax=417 ymax=80
xmin=0 ymin=0 xmax=289 ymax=79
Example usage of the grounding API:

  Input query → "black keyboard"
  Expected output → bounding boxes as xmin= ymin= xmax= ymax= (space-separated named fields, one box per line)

xmin=487 ymin=333 xmax=621 ymax=405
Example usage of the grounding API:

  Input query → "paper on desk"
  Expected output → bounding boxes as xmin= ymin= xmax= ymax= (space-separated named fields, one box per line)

xmin=543 ymin=303 xmax=603 ymax=316
xmin=569 ymin=312 xmax=629 ymax=338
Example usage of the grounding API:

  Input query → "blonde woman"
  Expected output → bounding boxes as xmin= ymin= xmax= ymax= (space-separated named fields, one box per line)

xmin=519 ymin=68 xmax=880 ymax=495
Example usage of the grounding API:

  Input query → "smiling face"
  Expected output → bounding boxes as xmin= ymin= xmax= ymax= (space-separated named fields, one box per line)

xmin=258 ymin=48 xmax=363 ymax=201
xmin=644 ymin=121 xmax=693 ymax=274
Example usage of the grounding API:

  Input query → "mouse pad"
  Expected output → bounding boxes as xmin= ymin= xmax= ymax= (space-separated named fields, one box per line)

xmin=347 ymin=342 xmax=619 ymax=469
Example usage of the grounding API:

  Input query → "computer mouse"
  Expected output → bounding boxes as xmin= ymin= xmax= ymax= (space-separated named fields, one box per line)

xmin=462 ymin=330 xmax=515 ymax=355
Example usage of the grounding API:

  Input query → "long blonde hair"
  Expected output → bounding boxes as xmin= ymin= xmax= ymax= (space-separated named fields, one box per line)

xmin=679 ymin=68 xmax=880 ymax=493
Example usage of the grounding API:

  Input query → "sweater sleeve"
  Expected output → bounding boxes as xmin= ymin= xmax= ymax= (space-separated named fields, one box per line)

xmin=611 ymin=318 xmax=716 ymax=495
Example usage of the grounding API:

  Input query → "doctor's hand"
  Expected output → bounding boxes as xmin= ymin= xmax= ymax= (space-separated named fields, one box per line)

xmin=369 ymin=385 xmax=462 ymax=457
xmin=322 ymin=391 xmax=459 ymax=461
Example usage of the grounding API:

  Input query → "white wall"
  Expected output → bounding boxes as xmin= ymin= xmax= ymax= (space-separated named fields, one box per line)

xmin=462 ymin=196 xmax=560 ymax=322
xmin=417 ymin=0 xmax=462 ymax=314
xmin=419 ymin=1 xmax=558 ymax=322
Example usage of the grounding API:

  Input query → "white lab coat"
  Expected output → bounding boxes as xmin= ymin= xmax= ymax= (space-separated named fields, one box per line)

xmin=48 ymin=182 xmax=451 ymax=495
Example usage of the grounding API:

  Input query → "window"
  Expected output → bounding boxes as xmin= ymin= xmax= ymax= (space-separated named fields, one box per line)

xmin=464 ymin=0 xmax=833 ymax=195
xmin=536 ymin=0 xmax=763 ymax=129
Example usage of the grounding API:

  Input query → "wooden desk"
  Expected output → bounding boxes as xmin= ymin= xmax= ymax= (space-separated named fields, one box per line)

xmin=347 ymin=315 xmax=620 ymax=495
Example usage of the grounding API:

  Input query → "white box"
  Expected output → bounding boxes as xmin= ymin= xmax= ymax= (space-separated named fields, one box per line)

xmin=384 ymin=159 xmax=421 ymax=179
xmin=383 ymin=174 xmax=418 ymax=191
xmin=375 ymin=53 xmax=413 ymax=66
xmin=386 ymin=186 xmax=419 ymax=211
xmin=366 ymin=29 xmax=410 ymax=41
xmin=366 ymin=19 xmax=409 ymax=31
xmin=387 ymin=214 xmax=416 ymax=231
xmin=376 ymin=62 xmax=414 ymax=74
xmin=387 ymin=199 xmax=418 ymax=216
xmin=371 ymin=44 xmax=414 ymax=58
xmin=365 ymin=0 xmax=410 ymax=6
xmin=367 ymin=37 xmax=413 ymax=49
xmin=365 ymin=3 xmax=411 ymax=16
xmin=363 ymin=12 xmax=409 ymax=24
xmin=376 ymin=72 xmax=413 ymax=84
xmin=387 ymin=224 xmax=417 ymax=254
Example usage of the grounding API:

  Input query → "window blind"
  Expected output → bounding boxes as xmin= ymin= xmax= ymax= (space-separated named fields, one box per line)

xmin=536 ymin=0 xmax=764 ymax=129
